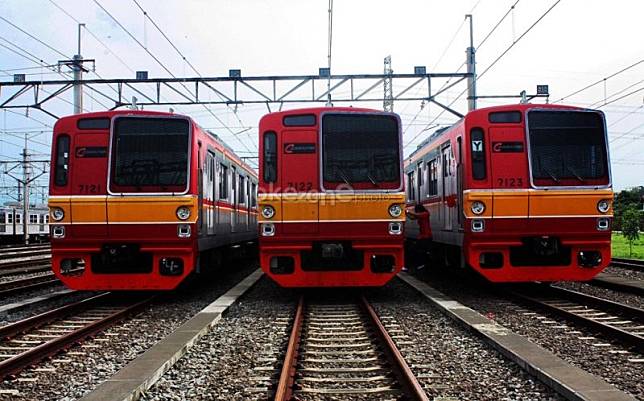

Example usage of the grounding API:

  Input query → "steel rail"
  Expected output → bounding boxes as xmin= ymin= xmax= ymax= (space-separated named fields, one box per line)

xmin=360 ymin=296 xmax=429 ymax=401
xmin=512 ymin=286 xmax=644 ymax=354
xmin=0 ymin=294 xmax=152 ymax=379
xmin=0 ymin=273 xmax=59 ymax=297
xmin=274 ymin=296 xmax=304 ymax=401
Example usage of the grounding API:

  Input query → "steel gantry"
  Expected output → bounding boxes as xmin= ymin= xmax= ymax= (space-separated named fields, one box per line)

xmin=0 ymin=71 xmax=472 ymax=119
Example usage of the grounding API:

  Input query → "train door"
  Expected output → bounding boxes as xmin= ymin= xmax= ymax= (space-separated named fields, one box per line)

xmin=280 ymin=129 xmax=318 ymax=234
xmin=231 ymin=166 xmax=237 ymax=233
xmin=489 ymin=126 xmax=529 ymax=220
xmin=441 ymin=144 xmax=453 ymax=231
xmin=217 ymin=162 xmax=229 ymax=234
xmin=456 ymin=137 xmax=464 ymax=231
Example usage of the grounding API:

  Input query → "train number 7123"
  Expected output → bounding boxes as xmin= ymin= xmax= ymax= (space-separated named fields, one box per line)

xmin=497 ymin=178 xmax=523 ymax=187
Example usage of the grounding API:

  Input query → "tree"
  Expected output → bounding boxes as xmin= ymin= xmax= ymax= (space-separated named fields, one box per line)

xmin=621 ymin=206 xmax=641 ymax=257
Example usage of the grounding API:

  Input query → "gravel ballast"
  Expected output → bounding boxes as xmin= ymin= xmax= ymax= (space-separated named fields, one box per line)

xmin=0 ymin=261 xmax=257 ymax=401
xmin=412 ymin=268 xmax=643 ymax=399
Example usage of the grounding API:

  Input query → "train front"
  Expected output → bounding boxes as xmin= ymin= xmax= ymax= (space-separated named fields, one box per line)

xmin=49 ymin=112 xmax=198 ymax=290
xmin=464 ymin=105 xmax=613 ymax=282
xmin=258 ymin=108 xmax=405 ymax=287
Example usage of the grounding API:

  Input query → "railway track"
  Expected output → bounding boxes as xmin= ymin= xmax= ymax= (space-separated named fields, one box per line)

xmin=611 ymin=257 xmax=644 ymax=272
xmin=275 ymin=296 xmax=428 ymax=401
xmin=0 ymin=273 xmax=61 ymax=297
xmin=0 ymin=292 xmax=152 ymax=380
xmin=512 ymin=285 xmax=644 ymax=354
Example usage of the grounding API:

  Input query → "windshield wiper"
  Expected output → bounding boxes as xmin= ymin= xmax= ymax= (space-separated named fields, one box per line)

xmin=542 ymin=166 xmax=560 ymax=183
xmin=366 ymin=172 xmax=380 ymax=187
xmin=565 ymin=165 xmax=585 ymax=183
xmin=335 ymin=166 xmax=352 ymax=187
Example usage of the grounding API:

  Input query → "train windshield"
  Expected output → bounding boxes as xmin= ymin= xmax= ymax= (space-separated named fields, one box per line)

xmin=110 ymin=117 xmax=190 ymax=193
xmin=527 ymin=110 xmax=609 ymax=187
xmin=322 ymin=114 xmax=400 ymax=190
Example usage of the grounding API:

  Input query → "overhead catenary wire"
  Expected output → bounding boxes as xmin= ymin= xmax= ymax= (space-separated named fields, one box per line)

xmin=93 ymin=0 xmax=254 ymax=153
xmin=554 ymin=58 xmax=644 ymax=103
xmin=129 ymin=0 xmax=256 ymax=151
xmin=405 ymin=0 xmax=562 ymax=150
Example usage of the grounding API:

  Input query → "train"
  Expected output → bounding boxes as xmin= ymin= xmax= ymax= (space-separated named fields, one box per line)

xmin=48 ymin=110 xmax=257 ymax=290
xmin=405 ymin=103 xmax=613 ymax=282
xmin=0 ymin=203 xmax=49 ymax=244
xmin=257 ymin=107 xmax=405 ymax=287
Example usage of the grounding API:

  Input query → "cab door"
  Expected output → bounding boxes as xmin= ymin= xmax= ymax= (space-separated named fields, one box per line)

xmin=488 ymin=126 xmax=529 ymax=221
xmin=280 ymin=129 xmax=318 ymax=234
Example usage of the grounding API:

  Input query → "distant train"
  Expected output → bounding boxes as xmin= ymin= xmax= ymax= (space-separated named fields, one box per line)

xmin=48 ymin=110 xmax=257 ymax=290
xmin=258 ymin=107 xmax=405 ymax=287
xmin=405 ymin=103 xmax=613 ymax=282
xmin=0 ymin=203 xmax=49 ymax=244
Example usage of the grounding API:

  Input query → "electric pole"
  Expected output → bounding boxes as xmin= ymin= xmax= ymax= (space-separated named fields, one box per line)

xmin=58 ymin=23 xmax=95 ymax=115
xmin=466 ymin=14 xmax=477 ymax=111
xmin=383 ymin=56 xmax=394 ymax=112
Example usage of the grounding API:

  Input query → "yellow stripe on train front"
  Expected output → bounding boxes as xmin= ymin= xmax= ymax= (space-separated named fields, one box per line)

xmin=107 ymin=195 xmax=198 ymax=224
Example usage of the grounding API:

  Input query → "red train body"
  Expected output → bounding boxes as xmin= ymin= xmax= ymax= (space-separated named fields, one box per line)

xmin=405 ymin=104 xmax=613 ymax=282
xmin=48 ymin=110 xmax=257 ymax=290
xmin=258 ymin=107 xmax=405 ymax=287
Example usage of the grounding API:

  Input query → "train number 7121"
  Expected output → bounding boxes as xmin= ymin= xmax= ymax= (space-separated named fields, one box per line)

xmin=78 ymin=184 xmax=101 ymax=193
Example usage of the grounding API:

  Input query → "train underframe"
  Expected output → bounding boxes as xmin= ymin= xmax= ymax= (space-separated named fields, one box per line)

xmin=260 ymin=222 xmax=404 ymax=287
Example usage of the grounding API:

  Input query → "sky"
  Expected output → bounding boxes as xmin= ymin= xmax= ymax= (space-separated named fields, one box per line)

xmin=0 ymin=0 xmax=642 ymax=203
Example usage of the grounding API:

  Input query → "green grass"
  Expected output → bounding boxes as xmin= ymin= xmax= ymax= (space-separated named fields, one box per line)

xmin=612 ymin=232 xmax=644 ymax=260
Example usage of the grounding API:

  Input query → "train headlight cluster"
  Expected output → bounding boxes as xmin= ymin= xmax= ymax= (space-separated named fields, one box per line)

xmin=51 ymin=207 xmax=65 ymax=221
xmin=471 ymin=201 xmax=486 ymax=215
xmin=261 ymin=205 xmax=275 ymax=219
xmin=176 ymin=206 xmax=191 ymax=220
xmin=388 ymin=204 xmax=403 ymax=218
xmin=597 ymin=199 xmax=610 ymax=213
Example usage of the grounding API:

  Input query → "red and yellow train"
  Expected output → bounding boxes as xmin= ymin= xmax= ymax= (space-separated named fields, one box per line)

xmin=405 ymin=103 xmax=613 ymax=282
xmin=258 ymin=107 xmax=405 ymax=287
xmin=48 ymin=110 xmax=257 ymax=290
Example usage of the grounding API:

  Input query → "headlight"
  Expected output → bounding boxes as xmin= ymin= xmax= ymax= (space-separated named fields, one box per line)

xmin=261 ymin=205 xmax=275 ymax=219
xmin=176 ymin=206 xmax=191 ymax=220
xmin=388 ymin=204 xmax=403 ymax=218
xmin=471 ymin=201 xmax=485 ymax=215
xmin=51 ymin=207 xmax=65 ymax=221
xmin=597 ymin=199 xmax=610 ymax=213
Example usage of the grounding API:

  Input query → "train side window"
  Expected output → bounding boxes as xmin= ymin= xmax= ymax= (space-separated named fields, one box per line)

xmin=416 ymin=163 xmax=423 ymax=196
xmin=251 ymin=183 xmax=257 ymax=207
xmin=16 ymin=214 xmax=21 ymax=224
xmin=29 ymin=214 xmax=38 ymax=224
xmin=7 ymin=213 xmax=13 ymax=224
xmin=443 ymin=145 xmax=452 ymax=177
xmin=470 ymin=128 xmax=486 ymax=180
xmin=219 ymin=163 xmax=229 ymax=200
xmin=427 ymin=159 xmax=438 ymax=196
xmin=239 ymin=175 xmax=246 ymax=204
xmin=407 ymin=171 xmax=415 ymax=201
xmin=263 ymin=131 xmax=277 ymax=183
xmin=54 ymin=135 xmax=70 ymax=186
xmin=44 ymin=215 xmax=49 ymax=224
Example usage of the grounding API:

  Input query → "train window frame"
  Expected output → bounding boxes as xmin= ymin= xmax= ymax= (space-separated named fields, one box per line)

xmin=44 ymin=215 xmax=49 ymax=224
xmin=219 ymin=163 xmax=229 ymax=200
xmin=263 ymin=131 xmax=278 ymax=183
xmin=427 ymin=158 xmax=438 ymax=196
xmin=7 ymin=213 xmax=13 ymax=224
xmin=251 ymin=182 xmax=257 ymax=207
xmin=283 ymin=114 xmax=316 ymax=127
xmin=238 ymin=175 xmax=246 ymax=205
xmin=442 ymin=144 xmax=452 ymax=177
xmin=29 ymin=214 xmax=38 ymax=224
xmin=15 ymin=214 xmax=21 ymax=224
xmin=416 ymin=162 xmax=423 ymax=197
xmin=77 ymin=118 xmax=110 ymax=130
xmin=54 ymin=134 xmax=70 ymax=186
xmin=407 ymin=171 xmax=416 ymax=201
xmin=489 ymin=111 xmax=522 ymax=124
xmin=470 ymin=127 xmax=487 ymax=180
